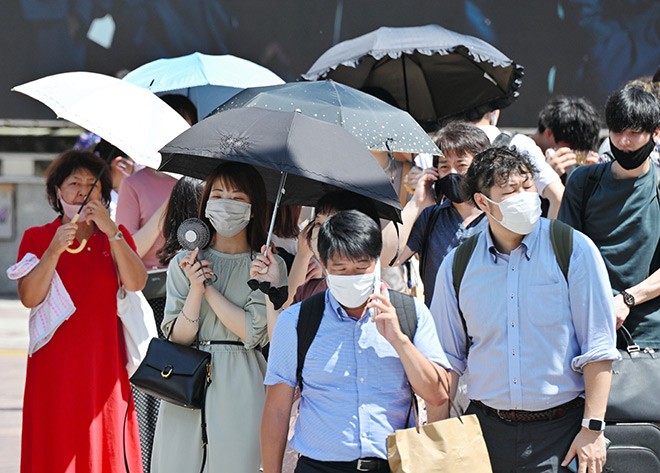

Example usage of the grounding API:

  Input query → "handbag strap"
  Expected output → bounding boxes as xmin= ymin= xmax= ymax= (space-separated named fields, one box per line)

xmin=406 ymin=363 xmax=463 ymax=432
xmin=166 ymin=318 xmax=208 ymax=473
xmin=199 ymin=368 xmax=210 ymax=473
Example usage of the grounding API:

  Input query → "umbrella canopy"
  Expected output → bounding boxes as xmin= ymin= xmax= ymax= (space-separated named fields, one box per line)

xmin=303 ymin=24 xmax=524 ymax=124
xmin=13 ymin=72 xmax=191 ymax=169
xmin=123 ymin=52 xmax=285 ymax=120
xmin=159 ymin=108 xmax=402 ymax=223
xmin=212 ymin=80 xmax=440 ymax=154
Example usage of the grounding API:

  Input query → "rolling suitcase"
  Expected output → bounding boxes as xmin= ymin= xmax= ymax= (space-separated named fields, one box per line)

xmin=604 ymin=423 xmax=660 ymax=472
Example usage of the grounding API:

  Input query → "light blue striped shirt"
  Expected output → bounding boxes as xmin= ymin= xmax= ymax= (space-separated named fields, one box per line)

xmin=265 ymin=290 xmax=449 ymax=461
xmin=430 ymin=218 xmax=620 ymax=412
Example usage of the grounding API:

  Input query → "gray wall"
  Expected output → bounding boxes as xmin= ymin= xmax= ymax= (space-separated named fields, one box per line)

xmin=0 ymin=177 xmax=56 ymax=296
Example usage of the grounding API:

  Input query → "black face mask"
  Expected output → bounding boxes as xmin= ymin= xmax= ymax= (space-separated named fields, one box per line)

xmin=434 ymin=173 xmax=467 ymax=203
xmin=609 ymin=136 xmax=656 ymax=170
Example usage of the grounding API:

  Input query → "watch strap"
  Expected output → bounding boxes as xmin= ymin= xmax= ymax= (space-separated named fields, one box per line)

xmin=581 ymin=418 xmax=605 ymax=431
xmin=620 ymin=290 xmax=635 ymax=308
xmin=109 ymin=229 xmax=123 ymax=241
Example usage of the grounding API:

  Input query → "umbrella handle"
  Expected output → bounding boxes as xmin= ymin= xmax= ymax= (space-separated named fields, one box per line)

xmin=65 ymin=214 xmax=87 ymax=254
xmin=260 ymin=172 xmax=288 ymax=274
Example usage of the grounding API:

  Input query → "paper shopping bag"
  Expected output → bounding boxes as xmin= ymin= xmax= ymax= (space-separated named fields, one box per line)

xmin=387 ymin=414 xmax=492 ymax=473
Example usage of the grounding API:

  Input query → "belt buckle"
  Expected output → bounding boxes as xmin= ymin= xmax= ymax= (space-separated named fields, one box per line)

xmin=356 ymin=459 xmax=371 ymax=471
xmin=495 ymin=409 xmax=513 ymax=422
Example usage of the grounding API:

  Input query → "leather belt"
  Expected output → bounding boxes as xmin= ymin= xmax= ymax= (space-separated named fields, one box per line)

xmin=300 ymin=456 xmax=390 ymax=472
xmin=471 ymin=397 xmax=584 ymax=423
xmin=197 ymin=340 xmax=244 ymax=346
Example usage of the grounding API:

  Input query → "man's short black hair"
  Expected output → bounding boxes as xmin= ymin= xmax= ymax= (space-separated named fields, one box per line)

xmin=464 ymin=147 xmax=539 ymax=204
xmin=605 ymin=86 xmax=660 ymax=133
xmin=318 ymin=210 xmax=382 ymax=265
xmin=432 ymin=121 xmax=490 ymax=167
xmin=537 ymin=96 xmax=601 ymax=150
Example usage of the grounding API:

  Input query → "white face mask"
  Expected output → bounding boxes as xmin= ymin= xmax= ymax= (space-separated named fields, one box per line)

xmin=482 ymin=191 xmax=541 ymax=235
xmin=326 ymin=260 xmax=380 ymax=309
xmin=205 ymin=198 xmax=252 ymax=238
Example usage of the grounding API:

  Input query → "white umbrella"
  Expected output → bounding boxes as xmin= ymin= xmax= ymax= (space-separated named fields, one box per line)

xmin=123 ymin=52 xmax=285 ymax=120
xmin=13 ymin=71 xmax=191 ymax=169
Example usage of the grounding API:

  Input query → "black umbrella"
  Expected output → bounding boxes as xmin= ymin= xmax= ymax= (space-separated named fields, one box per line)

xmin=211 ymin=80 xmax=440 ymax=155
xmin=303 ymin=24 xmax=524 ymax=124
xmin=159 ymin=108 xmax=402 ymax=255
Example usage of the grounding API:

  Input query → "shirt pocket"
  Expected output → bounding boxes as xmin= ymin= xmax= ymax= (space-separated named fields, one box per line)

xmin=370 ymin=338 xmax=407 ymax=393
xmin=304 ymin=343 xmax=353 ymax=390
xmin=526 ymin=282 xmax=566 ymax=327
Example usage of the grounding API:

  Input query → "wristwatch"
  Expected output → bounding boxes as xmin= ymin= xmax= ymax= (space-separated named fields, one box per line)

xmin=581 ymin=418 xmax=606 ymax=432
xmin=620 ymin=290 xmax=635 ymax=308
xmin=109 ymin=229 xmax=124 ymax=242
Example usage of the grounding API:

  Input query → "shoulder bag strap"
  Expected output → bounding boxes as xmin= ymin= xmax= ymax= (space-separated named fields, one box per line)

xmin=296 ymin=291 xmax=326 ymax=391
xmin=492 ymin=131 xmax=516 ymax=147
xmin=579 ymin=163 xmax=607 ymax=225
xmin=419 ymin=205 xmax=442 ymax=279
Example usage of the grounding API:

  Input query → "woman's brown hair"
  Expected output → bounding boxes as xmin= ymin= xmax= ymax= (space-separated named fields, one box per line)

xmin=45 ymin=150 xmax=113 ymax=215
xmin=270 ymin=203 xmax=302 ymax=239
xmin=198 ymin=162 xmax=268 ymax=252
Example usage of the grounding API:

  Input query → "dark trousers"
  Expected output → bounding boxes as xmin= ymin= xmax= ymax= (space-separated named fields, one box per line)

xmin=467 ymin=401 xmax=584 ymax=473
xmin=294 ymin=456 xmax=390 ymax=473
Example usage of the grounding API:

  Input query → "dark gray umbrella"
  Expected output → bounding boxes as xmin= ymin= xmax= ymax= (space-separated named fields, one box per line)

xmin=211 ymin=80 xmax=440 ymax=155
xmin=303 ymin=24 xmax=524 ymax=124
xmin=159 ymin=108 xmax=402 ymax=225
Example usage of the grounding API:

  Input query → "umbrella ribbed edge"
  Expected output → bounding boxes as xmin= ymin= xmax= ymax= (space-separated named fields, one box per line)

xmin=303 ymin=45 xmax=517 ymax=82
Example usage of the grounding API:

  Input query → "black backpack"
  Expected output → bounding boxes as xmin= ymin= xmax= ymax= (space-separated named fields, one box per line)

xmin=296 ymin=289 xmax=417 ymax=391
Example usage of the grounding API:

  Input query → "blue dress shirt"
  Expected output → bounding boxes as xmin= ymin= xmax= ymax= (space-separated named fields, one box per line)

xmin=430 ymin=218 xmax=620 ymax=412
xmin=265 ymin=290 xmax=450 ymax=461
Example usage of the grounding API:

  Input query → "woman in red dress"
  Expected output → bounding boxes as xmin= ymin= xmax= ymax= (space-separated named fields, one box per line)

xmin=16 ymin=150 xmax=147 ymax=472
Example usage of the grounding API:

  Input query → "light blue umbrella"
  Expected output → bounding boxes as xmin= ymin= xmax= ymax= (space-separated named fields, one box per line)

xmin=123 ymin=52 xmax=284 ymax=121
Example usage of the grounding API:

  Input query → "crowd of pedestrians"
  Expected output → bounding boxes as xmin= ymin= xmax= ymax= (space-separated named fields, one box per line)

xmin=9 ymin=53 xmax=660 ymax=473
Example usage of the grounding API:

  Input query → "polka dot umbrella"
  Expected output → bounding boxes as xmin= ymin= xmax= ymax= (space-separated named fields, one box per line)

xmin=211 ymin=80 xmax=440 ymax=155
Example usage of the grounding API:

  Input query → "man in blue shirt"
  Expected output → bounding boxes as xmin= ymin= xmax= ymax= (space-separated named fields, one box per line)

xmin=262 ymin=210 xmax=450 ymax=473
xmin=430 ymin=148 xmax=620 ymax=473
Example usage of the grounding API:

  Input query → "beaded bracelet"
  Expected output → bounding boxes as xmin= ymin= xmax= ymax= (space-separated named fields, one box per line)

xmin=180 ymin=309 xmax=199 ymax=324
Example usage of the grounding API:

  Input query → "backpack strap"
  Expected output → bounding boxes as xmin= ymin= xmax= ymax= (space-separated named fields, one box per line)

xmin=579 ymin=163 xmax=607 ymax=225
xmin=451 ymin=234 xmax=480 ymax=354
xmin=388 ymin=289 xmax=417 ymax=341
xmin=549 ymin=219 xmax=573 ymax=282
xmin=296 ymin=291 xmax=326 ymax=391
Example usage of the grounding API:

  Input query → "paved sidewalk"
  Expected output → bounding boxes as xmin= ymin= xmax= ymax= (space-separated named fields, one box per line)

xmin=0 ymin=299 xmax=29 ymax=473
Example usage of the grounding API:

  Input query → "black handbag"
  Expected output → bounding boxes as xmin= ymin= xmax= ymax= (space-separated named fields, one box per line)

xmin=130 ymin=337 xmax=212 ymax=473
xmin=606 ymin=327 xmax=660 ymax=423
xmin=129 ymin=337 xmax=211 ymax=409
